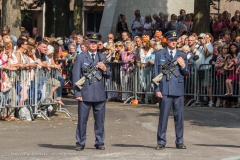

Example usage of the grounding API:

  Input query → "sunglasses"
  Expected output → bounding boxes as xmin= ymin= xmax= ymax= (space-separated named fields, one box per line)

xmin=115 ymin=45 xmax=122 ymax=47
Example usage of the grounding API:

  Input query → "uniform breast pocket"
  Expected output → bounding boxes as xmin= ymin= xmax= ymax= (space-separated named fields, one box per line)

xmin=178 ymin=76 xmax=184 ymax=83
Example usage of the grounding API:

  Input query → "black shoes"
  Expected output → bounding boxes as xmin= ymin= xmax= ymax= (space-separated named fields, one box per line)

xmin=176 ymin=144 xmax=186 ymax=149
xmin=96 ymin=145 xmax=105 ymax=150
xmin=155 ymin=144 xmax=186 ymax=150
xmin=75 ymin=146 xmax=84 ymax=151
xmin=155 ymin=144 xmax=165 ymax=150
xmin=75 ymin=145 xmax=105 ymax=151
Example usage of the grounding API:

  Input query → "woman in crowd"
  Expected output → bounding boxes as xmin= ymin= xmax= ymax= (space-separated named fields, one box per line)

xmin=15 ymin=38 xmax=37 ymax=106
xmin=176 ymin=15 xmax=187 ymax=35
xmin=184 ymin=37 xmax=189 ymax=45
xmin=117 ymin=14 xmax=129 ymax=33
xmin=205 ymin=33 xmax=214 ymax=45
xmin=25 ymin=43 xmax=39 ymax=105
xmin=222 ymin=11 xmax=231 ymax=29
xmin=167 ymin=14 xmax=178 ymax=31
xmin=163 ymin=14 xmax=169 ymax=29
xmin=104 ymin=44 xmax=118 ymax=101
xmin=120 ymin=41 xmax=135 ymax=102
xmin=138 ymin=35 xmax=154 ymax=103
xmin=45 ymin=45 xmax=61 ymax=101
xmin=80 ymin=42 xmax=88 ymax=53
xmin=182 ymin=45 xmax=191 ymax=59
xmin=176 ymin=42 xmax=184 ymax=50
xmin=50 ymin=41 xmax=65 ymax=105
xmin=215 ymin=45 xmax=230 ymax=107
xmin=131 ymin=15 xmax=143 ymax=39
xmin=213 ymin=14 xmax=227 ymax=40
xmin=224 ymin=44 xmax=240 ymax=97
xmin=231 ymin=30 xmax=238 ymax=42
xmin=113 ymin=41 xmax=124 ymax=63
xmin=0 ymin=43 xmax=18 ymax=121
xmin=142 ymin=14 xmax=154 ymax=38
xmin=184 ymin=14 xmax=193 ymax=33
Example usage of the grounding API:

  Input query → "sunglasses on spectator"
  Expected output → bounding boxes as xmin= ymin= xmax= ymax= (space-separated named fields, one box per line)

xmin=115 ymin=45 xmax=122 ymax=47
xmin=176 ymin=46 xmax=182 ymax=48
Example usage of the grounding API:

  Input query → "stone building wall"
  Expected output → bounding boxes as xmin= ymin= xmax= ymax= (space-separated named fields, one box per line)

xmin=99 ymin=0 xmax=194 ymax=42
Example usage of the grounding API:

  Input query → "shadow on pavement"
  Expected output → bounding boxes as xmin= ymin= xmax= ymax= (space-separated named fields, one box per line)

xmin=38 ymin=144 xmax=75 ymax=150
xmin=112 ymin=144 xmax=155 ymax=149
xmin=137 ymin=106 xmax=240 ymax=129
xmin=195 ymin=144 xmax=240 ymax=148
xmin=112 ymin=144 xmax=177 ymax=149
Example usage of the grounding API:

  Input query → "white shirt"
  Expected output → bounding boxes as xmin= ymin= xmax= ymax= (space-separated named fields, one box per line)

xmin=88 ymin=51 xmax=97 ymax=60
xmin=167 ymin=47 xmax=177 ymax=58
xmin=194 ymin=44 xmax=205 ymax=69
xmin=140 ymin=48 xmax=153 ymax=63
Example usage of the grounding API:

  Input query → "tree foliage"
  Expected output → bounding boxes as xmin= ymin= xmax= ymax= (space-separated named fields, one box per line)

xmin=210 ymin=0 xmax=240 ymax=10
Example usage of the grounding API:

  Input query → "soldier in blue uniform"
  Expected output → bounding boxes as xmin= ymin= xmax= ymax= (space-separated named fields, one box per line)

xmin=154 ymin=30 xmax=189 ymax=150
xmin=72 ymin=33 xmax=111 ymax=151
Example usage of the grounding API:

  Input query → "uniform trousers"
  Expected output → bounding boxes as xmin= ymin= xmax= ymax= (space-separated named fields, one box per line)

xmin=157 ymin=95 xmax=184 ymax=145
xmin=76 ymin=101 xmax=105 ymax=147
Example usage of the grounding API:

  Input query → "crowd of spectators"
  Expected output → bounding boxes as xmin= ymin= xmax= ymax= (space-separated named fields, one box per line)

xmin=113 ymin=9 xmax=240 ymax=107
xmin=1 ymin=8 xmax=240 ymax=121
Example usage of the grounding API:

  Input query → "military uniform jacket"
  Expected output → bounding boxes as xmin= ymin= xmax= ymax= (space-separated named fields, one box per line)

xmin=154 ymin=48 xmax=189 ymax=96
xmin=72 ymin=51 xmax=111 ymax=102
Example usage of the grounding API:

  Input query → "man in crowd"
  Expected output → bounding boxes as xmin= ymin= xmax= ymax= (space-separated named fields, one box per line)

xmin=153 ymin=30 xmax=163 ymax=42
xmin=103 ymin=33 xmax=114 ymax=47
xmin=133 ymin=9 xmax=145 ymax=24
xmin=97 ymin=40 xmax=106 ymax=52
xmin=159 ymin=12 xmax=164 ymax=20
xmin=32 ymin=27 xmax=42 ymax=43
xmin=2 ymin=26 xmax=17 ymax=46
xmin=154 ymin=30 xmax=189 ymax=150
xmin=153 ymin=14 xmax=165 ymax=33
xmin=72 ymin=33 xmax=111 ymax=151
xmin=179 ymin=35 xmax=188 ymax=44
xmin=134 ymin=36 xmax=143 ymax=63
xmin=74 ymin=35 xmax=83 ymax=54
xmin=36 ymin=41 xmax=48 ymax=68
xmin=223 ymin=31 xmax=232 ymax=46
xmin=121 ymin=31 xmax=129 ymax=43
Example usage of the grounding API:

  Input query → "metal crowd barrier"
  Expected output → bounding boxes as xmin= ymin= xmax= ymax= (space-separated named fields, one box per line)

xmin=193 ymin=64 xmax=240 ymax=107
xmin=103 ymin=62 xmax=240 ymax=107
xmin=0 ymin=67 xmax=74 ymax=121
xmin=104 ymin=62 xmax=135 ymax=104
xmin=104 ymin=62 xmax=198 ymax=105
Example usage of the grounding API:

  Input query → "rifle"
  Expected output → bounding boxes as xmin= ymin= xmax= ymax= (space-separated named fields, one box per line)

xmin=152 ymin=60 xmax=179 ymax=86
xmin=75 ymin=52 xmax=113 ymax=89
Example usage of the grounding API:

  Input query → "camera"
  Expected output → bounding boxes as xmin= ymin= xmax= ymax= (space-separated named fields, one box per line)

xmin=193 ymin=55 xmax=199 ymax=61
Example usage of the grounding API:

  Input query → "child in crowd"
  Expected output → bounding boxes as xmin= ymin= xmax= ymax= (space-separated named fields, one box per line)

xmin=225 ymin=55 xmax=239 ymax=96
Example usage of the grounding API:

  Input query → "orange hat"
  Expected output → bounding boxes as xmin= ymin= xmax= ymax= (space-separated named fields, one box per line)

xmin=142 ymin=35 xmax=150 ymax=42
xmin=155 ymin=30 xmax=162 ymax=37
xmin=161 ymin=37 xmax=166 ymax=43
xmin=21 ymin=27 xmax=25 ymax=32
xmin=233 ymin=21 xmax=238 ymax=27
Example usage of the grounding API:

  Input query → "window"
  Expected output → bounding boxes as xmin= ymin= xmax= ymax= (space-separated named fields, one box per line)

xmin=85 ymin=11 xmax=103 ymax=33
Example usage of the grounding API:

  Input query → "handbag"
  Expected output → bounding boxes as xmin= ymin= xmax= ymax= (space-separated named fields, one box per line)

xmin=0 ymin=72 xmax=13 ymax=93
xmin=197 ymin=70 xmax=205 ymax=79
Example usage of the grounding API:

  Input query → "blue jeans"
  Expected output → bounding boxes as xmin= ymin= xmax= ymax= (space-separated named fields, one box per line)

xmin=29 ymin=81 xmax=35 ymax=105
xmin=2 ymin=91 xmax=10 ymax=107
xmin=57 ymin=76 xmax=64 ymax=97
